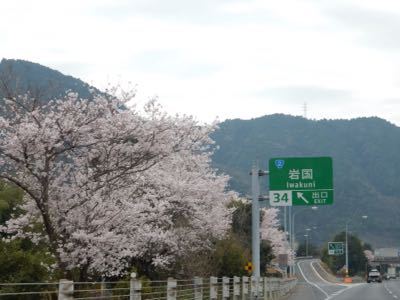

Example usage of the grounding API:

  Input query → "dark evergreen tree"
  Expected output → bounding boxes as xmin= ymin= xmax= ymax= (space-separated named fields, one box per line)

xmin=321 ymin=232 xmax=367 ymax=276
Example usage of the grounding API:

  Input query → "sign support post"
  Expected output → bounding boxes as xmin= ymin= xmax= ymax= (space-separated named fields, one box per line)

xmin=251 ymin=164 xmax=269 ymax=281
xmin=288 ymin=206 xmax=292 ymax=276
xmin=251 ymin=163 xmax=261 ymax=279
xmin=345 ymin=223 xmax=349 ymax=276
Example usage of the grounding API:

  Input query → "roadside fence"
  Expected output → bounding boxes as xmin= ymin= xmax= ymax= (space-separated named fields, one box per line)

xmin=0 ymin=275 xmax=297 ymax=300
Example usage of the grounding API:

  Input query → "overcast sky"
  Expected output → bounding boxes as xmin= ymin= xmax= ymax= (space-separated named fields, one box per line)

xmin=2 ymin=0 xmax=400 ymax=125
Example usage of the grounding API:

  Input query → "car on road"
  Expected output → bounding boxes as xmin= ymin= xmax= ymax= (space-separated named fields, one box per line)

xmin=367 ymin=269 xmax=382 ymax=283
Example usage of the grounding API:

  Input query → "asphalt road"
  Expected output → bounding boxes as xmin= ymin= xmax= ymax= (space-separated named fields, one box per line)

xmin=286 ymin=259 xmax=400 ymax=300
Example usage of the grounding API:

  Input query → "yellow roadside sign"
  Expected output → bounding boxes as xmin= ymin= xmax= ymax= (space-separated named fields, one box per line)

xmin=244 ymin=262 xmax=253 ymax=273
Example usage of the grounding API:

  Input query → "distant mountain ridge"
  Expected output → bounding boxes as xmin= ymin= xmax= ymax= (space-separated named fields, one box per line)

xmin=211 ymin=114 xmax=400 ymax=247
xmin=0 ymin=58 xmax=99 ymax=101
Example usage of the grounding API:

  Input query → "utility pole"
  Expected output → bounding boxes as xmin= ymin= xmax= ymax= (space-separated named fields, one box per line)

xmin=284 ymin=207 xmax=287 ymax=238
xmin=344 ymin=215 xmax=367 ymax=282
xmin=304 ymin=234 xmax=309 ymax=257
xmin=345 ymin=222 xmax=349 ymax=277
xmin=251 ymin=163 xmax=268 ymax=279
xmin=251 ymin=164 xmax=261 ymax=278
xmin=288 ymin=206 xmax=292 ymax=276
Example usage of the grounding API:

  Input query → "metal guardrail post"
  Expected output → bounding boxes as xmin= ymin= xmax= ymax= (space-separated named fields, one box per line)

xmin=233 ymin=276 xmax=241 ymax=300
xmin=283 ymin=280 xmax=287 ymax=296
xmin=269 ymin=279 xmax=274 ymax=300
xmin=210 ymin=276 xmax=218 ymax=300
xmin=271 ymin=279 xmax=277 ymax=300
xmin=276 ymin=279 xmax=280 ymax=300
xmin=263 ymin=278 xmax=269 ymax=300
xmin=258 ymin=277 xmax=263 ymax=298
xmin=222 ymin=277 xmax=230 ymax=300
xmin=194 ymin=277 xmax=203 ymax=300
xmin=250 ymin=276 xmax=257 ymax=299
xmin=167 ymin=278 xmax=177 ymax=300
xmin=101 ymin=278 xmax=112 ymax=298
xmin=278 ymin=280 xmax=282 ymax=298
xmin=58 ymin=279 xmax=73 ymax=300
xmin=101 ymin=279 xmax=106 ymax=298
xmin=130 ymin=273 xmax=142 ymax=300
xmin=242 ymin=276 xmax=249 ymax=300
xmin=278 ymin=279 xmax=283 ymax=299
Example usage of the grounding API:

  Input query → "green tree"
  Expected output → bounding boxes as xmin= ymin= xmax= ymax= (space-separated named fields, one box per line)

xmin=0 ymin=239 xmax=52 ymax=283
xmin=321 ymin=232 xmax=367 ymax=276
xmin=0 ymin=181 xmax=23 ymax=229
xmin=297 ymin=241 xmax=319 ymax=257
xmin=0 ymin=181 xmax=55 ymax=289
xmin=363 ymin=242 xmax=373 ymax=251
xmin=211 ymin=234 xmax=249 ymax=277
xmin=230 ymin=199 xmax=275 ymax=275
xmin=260 ymin=240 xmax=274 ymax=275
xmin=230 ymin=200 xmax=252 ymax=247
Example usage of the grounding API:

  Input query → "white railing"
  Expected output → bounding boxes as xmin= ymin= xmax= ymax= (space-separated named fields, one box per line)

xmin=0 ymin=275 xmax=297 ymax=300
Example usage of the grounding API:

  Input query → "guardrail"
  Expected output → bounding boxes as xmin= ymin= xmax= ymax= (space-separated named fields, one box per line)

xmin=0 ymin=275 xmax=297 ymax=300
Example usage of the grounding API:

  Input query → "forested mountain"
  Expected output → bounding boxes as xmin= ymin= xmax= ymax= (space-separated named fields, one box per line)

xmin=211 ymin=115 xmax=400 ymax=247
xmin=0 ymin=58 xmax=99 ymax=101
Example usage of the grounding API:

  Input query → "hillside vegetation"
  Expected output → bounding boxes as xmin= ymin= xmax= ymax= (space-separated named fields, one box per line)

xmin=212 ymin=114 xmax=400 ymax=247
xmin=0 ymin=58 xmax=100 ymax=101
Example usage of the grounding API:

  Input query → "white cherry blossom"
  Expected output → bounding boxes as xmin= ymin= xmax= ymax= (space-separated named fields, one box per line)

xmin=0 ymin=92 xmax=234 ymax=277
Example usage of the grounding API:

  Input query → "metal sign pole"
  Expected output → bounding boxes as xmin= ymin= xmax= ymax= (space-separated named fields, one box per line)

xmin=345 ymin=223 xmax=349 ymax=276
xmin=251 ymin=163 xmax=261 ymax=278
xmin=284 ymin=207 xmax=287 ymax=239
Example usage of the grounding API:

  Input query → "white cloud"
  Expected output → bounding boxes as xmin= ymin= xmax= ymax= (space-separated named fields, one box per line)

xmin=1 ymin=0 xmax=400 ymax=125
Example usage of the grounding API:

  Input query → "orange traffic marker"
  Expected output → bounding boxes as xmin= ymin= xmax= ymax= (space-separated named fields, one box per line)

xmin=343 ymin=277 xmax=353 ymax=283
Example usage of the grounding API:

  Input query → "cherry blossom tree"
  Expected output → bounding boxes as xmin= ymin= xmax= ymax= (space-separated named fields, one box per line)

xmin=364 ymin=250 xmax=374 ymax=262
xmin=0 ymin=91 xmax=234 ymax=278
xmin=260 ymin=207 xmax=294 ymax=266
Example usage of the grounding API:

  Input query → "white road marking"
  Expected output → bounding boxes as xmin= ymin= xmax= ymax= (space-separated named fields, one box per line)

xmin=297 ymin=260 xmax=356 ymax=300
xmin=297 ymin=260 xmax=330 ymax=299
xmin=329 ymin=287 xmax=354 ymax=299
xmin=383 ymin=282 xmax=400 ymax=299
xmin=310 ymin=261 xmax=349 ymax=287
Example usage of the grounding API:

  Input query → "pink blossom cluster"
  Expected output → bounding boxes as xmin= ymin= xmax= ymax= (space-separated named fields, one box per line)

xmin=0 ymin=92 xmax=235 ymax=276
xmin=260 ymin=207 xmax=294 ymax=266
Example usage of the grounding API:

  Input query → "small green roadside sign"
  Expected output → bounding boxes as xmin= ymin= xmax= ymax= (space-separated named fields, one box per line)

xmin=269 ymin=157 xmax=333 ymax=206
xmin=328 ymin=242 xmax=344 ymax=255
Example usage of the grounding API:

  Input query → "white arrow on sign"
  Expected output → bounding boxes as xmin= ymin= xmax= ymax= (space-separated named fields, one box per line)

xmin=296 ymin=192 xmax=309 ymax=204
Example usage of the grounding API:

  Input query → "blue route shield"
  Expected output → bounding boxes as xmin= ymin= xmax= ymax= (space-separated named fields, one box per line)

xmin=274 ymin=159 xmax=285 ymax=169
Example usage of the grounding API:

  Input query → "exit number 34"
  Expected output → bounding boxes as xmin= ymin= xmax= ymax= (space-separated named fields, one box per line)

xmin=269 ymin=191 xmax=292 ymax=206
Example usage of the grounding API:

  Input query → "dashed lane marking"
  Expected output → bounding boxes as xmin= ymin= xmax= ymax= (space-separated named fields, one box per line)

xmin=384 ymin=282 xmax=400 ymax=299
xmin=297 ymin=261 xmax=330 ymax=299
xmin=297 ymin=260 xmax=356 ymax=300
xmin=310 ymin=261 xmax=349 ymax=287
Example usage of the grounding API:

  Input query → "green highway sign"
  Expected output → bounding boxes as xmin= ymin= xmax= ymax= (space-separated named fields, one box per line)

xmin=328 ymin=242 xmax=344 ymax=255
xmin=269 ymin=157 xmax=333 ymax=206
